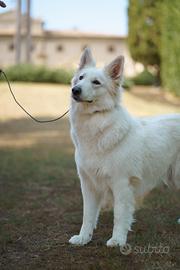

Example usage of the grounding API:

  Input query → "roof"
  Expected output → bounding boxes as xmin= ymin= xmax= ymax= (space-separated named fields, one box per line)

xmin=44 ymin=30 xmax=126 ymax=40
xmin=0 ymin=10 xmax=126 ymax=40
xmin=0 ymin=9 xmax=42 ymax=23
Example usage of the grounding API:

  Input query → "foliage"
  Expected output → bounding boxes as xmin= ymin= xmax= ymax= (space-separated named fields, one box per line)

xmin=128 ymin=0 xmax=180 ymax=95
xmin=132 ymin=69 xmax=157 ymax=86
xmin=0 ymin=64 xmax=73 ymax=84
xmin=161 ymin=0 xmax=180 ymax=96
xmin=122 ymin=77 xmax=134 ymax=90
xmin=128 ymin=0 xmax=162 ymax=67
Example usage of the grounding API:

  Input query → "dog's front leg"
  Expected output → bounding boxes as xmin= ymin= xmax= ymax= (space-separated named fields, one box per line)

xmin=69 ymin=173 xmax=101 ymax=246
xmin=107 ymin=181 xmax=135 ymax=247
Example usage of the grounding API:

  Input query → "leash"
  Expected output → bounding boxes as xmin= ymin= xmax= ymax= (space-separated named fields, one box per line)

xmin=0 ymin=69 xmax=69 ymax=123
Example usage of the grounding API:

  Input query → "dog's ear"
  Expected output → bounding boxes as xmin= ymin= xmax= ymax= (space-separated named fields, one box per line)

xmin=78 ymin=48 xmax=95 ymax=70
xmin=104 ymin=56 xmax=124 ymax=80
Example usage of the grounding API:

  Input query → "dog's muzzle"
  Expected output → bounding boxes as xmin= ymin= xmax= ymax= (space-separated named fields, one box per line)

xmin=72 ymin=86 xmax=93 ymax=103
xmin=72 ymin=86 xmax=82 ymax=101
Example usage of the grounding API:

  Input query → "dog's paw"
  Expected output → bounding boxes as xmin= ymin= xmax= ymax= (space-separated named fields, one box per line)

xmin=69 ymin=234 xmax=91 ymax=246
xmin=106 ymin=236 xmax=126 ymax=247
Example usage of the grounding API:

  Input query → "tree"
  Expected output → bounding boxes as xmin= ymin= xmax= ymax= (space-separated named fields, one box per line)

xmin=161 ymin=0 xmax=180 ymax=96
xmin=128 ymin=0 xmax=162 ymax=68
xmin=15 ymin=0 xmax=22 ymax=64
xmin=128 ymin=0 xmax=180 ymax=95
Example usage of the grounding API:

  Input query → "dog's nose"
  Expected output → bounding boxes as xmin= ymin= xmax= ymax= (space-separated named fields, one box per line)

xmin=72 ymin=86 xmax=81 ymax=96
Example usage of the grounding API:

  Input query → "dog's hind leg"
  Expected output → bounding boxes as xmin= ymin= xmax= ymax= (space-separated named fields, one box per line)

xmin=69 ymin=169 xmax=101 ymax=246
xmin=107 ymin=179 xmax=135 ymax=247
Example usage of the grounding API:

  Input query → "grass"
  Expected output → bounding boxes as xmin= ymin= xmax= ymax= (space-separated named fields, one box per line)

xmin=0 ymin=83 xmax=180 ymax=270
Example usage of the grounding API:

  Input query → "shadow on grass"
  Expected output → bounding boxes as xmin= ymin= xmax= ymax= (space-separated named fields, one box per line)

xmin=0 ymin=117 xmax=180 ymax=270
xmin=130 ymin=87 xmax=180 ymax=108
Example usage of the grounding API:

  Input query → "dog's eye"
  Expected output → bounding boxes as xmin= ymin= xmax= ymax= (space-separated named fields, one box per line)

xmin=92 ymin=80 xmax=101 ymax=85
xmin=79 ymin=75 xmax=84 ymax=80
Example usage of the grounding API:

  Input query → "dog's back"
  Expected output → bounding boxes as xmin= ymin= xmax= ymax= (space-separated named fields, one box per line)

xmin=140 ymin=114 xmax=180 ymax=189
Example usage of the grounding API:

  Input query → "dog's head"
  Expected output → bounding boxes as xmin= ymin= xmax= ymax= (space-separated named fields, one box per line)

xmin=71 ymin=48 xmax=124 ymax=112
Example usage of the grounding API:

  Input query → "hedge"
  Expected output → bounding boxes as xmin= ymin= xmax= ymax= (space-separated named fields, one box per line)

xmin=132 ymin=69 xmax=157 ymax=86
xmin=0 ymin=65 xmax=74 ymax=85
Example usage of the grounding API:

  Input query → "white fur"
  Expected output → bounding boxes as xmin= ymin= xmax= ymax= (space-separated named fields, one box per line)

xmin=69 ymin=48 xmax=180 ymax=247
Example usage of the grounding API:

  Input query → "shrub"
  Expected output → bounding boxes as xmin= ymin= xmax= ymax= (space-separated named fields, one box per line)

xmin=132 ymin=70 xmax=157 ymax=86
xmin=0 ymin=64 xmax=74 ymax=85
xmin=122 ymin=78 xmax=134 ymax=90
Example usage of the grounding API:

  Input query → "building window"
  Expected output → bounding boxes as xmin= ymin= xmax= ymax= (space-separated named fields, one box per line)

xmin=38 ymin=52 xmax=47 ymax=59
xmin=108 ymin=45 xmax=116 ymax=53
xmin=9 ymin=43 xmax=14 ymax=51
xmin=57 ymin=45 xmax=64 ymax=52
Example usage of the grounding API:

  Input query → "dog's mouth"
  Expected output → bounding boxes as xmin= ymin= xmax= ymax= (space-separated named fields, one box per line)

xmin=72 ymin=94 xmax=93 ymax=103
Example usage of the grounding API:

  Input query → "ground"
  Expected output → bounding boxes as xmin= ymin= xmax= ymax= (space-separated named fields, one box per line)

xmin=0 ymin=82 xmax=180 ymax=270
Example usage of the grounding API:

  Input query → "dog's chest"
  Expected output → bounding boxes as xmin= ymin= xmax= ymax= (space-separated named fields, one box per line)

xmin=72 ymin=120 xmax=113 ymax=177
xmin=74 ymin=123 xmax=105 ymax=158
xmin=72 ymin=116 xmax=114 ymax=154
xmin=70 ymin=108 xmax=134 ymax=180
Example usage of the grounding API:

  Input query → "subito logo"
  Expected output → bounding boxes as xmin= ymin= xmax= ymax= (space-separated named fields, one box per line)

xmin=120 ymin=243 xmax=132 ymax=255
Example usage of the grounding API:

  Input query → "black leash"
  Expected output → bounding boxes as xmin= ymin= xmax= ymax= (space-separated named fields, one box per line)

xmin=0 ymin=69 xmax=69 ymax=123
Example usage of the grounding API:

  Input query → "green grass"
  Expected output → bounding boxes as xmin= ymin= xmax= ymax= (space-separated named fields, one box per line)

xmin=0 ymin=117 xmax=179 ymax=270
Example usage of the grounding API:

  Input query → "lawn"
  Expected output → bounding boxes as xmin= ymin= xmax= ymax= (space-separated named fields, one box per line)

xmin=0 ymin=83 xmax=180 ymax=270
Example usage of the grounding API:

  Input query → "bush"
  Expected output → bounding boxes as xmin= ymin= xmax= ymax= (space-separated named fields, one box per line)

xmin=132 ymin=70 xmax=157 ymax=86
xmin=0 ymin=64 xmax=74 ymax=85
xmin=122 ymin=78 xmax=134 ymax=90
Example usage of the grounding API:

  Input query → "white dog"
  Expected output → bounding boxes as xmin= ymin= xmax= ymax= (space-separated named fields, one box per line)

xmin=69 ymin=48 xmax=180 ymax=247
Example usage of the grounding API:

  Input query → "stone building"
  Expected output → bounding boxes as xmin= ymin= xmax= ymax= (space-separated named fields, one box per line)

xmin=0 ymin=10 xmax=135 ymax=76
